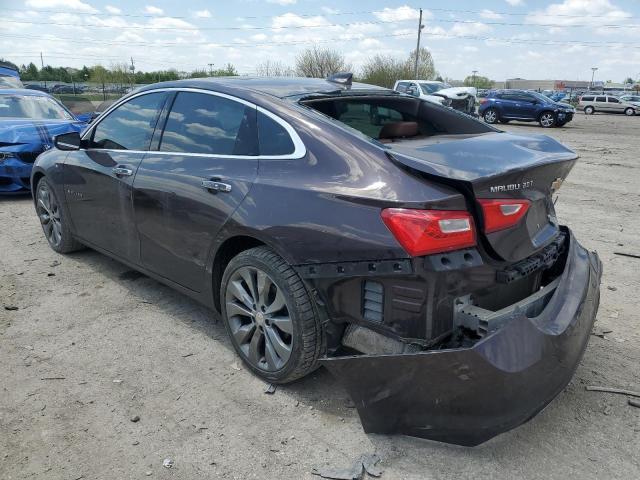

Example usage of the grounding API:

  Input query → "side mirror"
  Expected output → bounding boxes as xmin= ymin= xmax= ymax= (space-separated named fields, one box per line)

xmin=54 ymin=131 xmax=82 ymax=151
xmin=407 ymin=86 xmax=419 ymax=97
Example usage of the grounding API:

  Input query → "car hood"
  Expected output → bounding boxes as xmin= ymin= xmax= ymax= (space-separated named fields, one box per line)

xmin=0 ymin=118 xmax=85 ymax=151
xmin=433 ymin=86 xmax=477 ymax=100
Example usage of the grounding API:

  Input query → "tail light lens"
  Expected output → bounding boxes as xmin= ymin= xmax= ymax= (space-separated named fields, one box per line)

xmin=478 ymin=199 xmax=531 ymax=233
xmin=381 ymin=208 xmax=476 ymax=256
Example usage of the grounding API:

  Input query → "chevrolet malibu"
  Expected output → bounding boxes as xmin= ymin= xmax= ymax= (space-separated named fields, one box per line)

xmin=31 ymin=75 xmax=602 ymax=446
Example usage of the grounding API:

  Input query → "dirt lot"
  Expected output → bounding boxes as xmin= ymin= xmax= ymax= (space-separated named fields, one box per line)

xmin=1 ymin=112 xmax=639 ymax=480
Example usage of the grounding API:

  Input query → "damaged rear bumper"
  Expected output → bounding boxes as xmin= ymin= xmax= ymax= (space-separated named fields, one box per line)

xmin=321 ymin=230 xmax=602 ymax=446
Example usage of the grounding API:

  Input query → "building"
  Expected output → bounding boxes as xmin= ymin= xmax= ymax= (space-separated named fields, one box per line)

xmin=504 ymin=78 xmax=592 ymax=91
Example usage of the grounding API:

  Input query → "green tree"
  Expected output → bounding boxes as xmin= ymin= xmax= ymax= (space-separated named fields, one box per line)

xmin=406 ymin=48 xmax=437 ymax=80
xmin=295 ymin=47 xmax=351 ymax=78
xmin=20 ymin=62 xmax=39 ymax=81
xmin=360 ymin=54 xmax=411 ymax=88
xmin=463 ymin=75 xmax=493 ymax=89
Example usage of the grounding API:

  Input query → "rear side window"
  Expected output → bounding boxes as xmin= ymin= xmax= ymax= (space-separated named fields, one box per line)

xmin=596 ymin=96 xmax=606 ymax=102
xmin=90 ymin=92 xmax=166 ymax=150
xmin=581 ymin=96 xmax=594 ymax=101
xmin=258 ymin=111 xmax=294 ymax=156
xmin=159 ymin=92 xmax=257 ymax=156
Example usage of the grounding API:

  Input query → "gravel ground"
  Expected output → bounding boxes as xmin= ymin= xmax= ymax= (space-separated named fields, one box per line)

xmin=1 ymin=112 xmax=639 ymax=480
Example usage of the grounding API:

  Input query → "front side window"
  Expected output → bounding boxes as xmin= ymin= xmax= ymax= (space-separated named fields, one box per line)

xmin=258 ymin=111 xmax=294 ymax=156
xmin=159 ymin=92 xmax=257 ymax=156
xmin=0 ymin=94 xmax=73 ymax=120
xmin=90 ymin=92 xmax=166 ymax=150
xmin=607 ymin=97 xmax=619 ymax=103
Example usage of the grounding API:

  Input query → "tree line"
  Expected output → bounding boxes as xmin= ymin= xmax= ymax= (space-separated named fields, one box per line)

xmin=4 ymin=47 xmax=491 ymax=88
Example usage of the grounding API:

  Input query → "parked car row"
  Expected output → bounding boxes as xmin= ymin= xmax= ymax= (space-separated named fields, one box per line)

xmin=578 ymin=94 xmax=639 ymax=116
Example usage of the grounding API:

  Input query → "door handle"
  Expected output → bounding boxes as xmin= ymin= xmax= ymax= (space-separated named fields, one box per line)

xmin=112 ymin=166 xmax=134 ymax=177
xmin=201 ymin=179 xmax=232 ymax=193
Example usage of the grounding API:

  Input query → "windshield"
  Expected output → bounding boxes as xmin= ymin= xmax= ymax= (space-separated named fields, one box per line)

xmin=419 ymin=82 xmax=449 ymax=95
xmin=529 ymin=91 xmax=556 ymax=103
xmin=0 ymin=94 xmax=73 ymax=120
xmin=0 ymin=76 xmax=23 ymax=89
xmin=622 ymin=96 xmax=640 ymax=102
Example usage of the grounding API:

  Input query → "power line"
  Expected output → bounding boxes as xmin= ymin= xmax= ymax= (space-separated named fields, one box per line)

xmin=1 ymin=6 xmax=639 ymax=21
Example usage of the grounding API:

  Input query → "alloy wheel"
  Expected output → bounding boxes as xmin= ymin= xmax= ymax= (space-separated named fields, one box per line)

xmin=625 ymin=108 xmax=635 ymax=116
xmin=540 ymin=113 xmax=555 ymax=127
xmin=484 ymin=109 xmax=497 ymax=123
xmin=225 ymin=266 xmax=294 ymax=372
xmin=36 ymin=182 xmax=62 ymax=248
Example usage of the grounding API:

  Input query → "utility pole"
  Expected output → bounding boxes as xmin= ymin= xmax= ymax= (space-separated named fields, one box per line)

xmin=590 ymin=67 xmax=598 ymax=90
xmin=413 ymin=9 xmax=424 ymax=79
xmin=130 ymin=57 xmax=136 ymax=87
xmin=472 ymin=70 xmax=478 ymax=89
xmin=40 ymin=51 xmax=46 ymax=89
xmin=208 ymin=63 xmax=215 ymax=76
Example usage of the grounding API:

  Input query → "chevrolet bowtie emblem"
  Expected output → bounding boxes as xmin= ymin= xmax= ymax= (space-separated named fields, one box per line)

xmin=550 ymin=177 xmax=563 ymax=193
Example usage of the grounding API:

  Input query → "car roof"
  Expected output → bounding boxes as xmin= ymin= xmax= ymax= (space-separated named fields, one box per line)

xmin=0 ymin=88 xmax=52 ymax=97
xmin=136 ymin=76 xmax=388 ymax=99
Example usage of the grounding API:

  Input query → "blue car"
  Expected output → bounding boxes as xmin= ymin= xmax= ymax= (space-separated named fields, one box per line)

xmin=479 ymin=89 xmax=575 ymax=128
xmin=0 ymin=89 xmax=86 ymax=193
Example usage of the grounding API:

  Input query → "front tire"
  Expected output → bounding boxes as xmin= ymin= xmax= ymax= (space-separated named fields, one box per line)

xmin=483 ymin=108 xmax=499 ymax=124
xmin=624 ymin=107 xmax=635 ymax=116
xmin=35 ymin=178 xmax=84 ymax=254
xmin=539 ymin=112 xmax=556 ymax=128
xmin=221 ymin=246 xmax=324 ymax=384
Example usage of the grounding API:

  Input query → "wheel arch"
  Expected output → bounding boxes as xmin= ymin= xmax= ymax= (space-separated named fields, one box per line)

xmin=211 ymin=233 xmax=291 ymax=313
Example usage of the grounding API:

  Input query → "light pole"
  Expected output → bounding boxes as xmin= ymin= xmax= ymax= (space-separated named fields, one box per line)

xmin=590 ymin=67 xmax=598 ymax=90
xmin=413 ymin=9 xmax=424 ymax=79
xmin=472 ymin=70 xmax=478 ymax=89
xmin=208 ymin=63 xmax=215 ymax=76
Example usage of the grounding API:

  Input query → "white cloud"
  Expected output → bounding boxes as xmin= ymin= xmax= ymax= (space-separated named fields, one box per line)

xmin=373 ymin=6 xmax=424 ymax=22
xmin=527 ymin=0 xmax=630 ymax=27
xmin=450 ymin=22 xmax=492 ymax=36
xmin=194 ymin=9 xmax=212 ymax=18
xmin=505 ymin=0 xmax=524 ymax=5
xmin=144 ymin=5 xmax=164 ymax=15
xmin=480 ymin=9 xmax=503 ymax=19
xmin=272 ymin=13 xmax=330 ymax=29
xmin=321 ymin=7 xmax=339 ymax=14
xmin=463 ymin=45 xmax=479 ymax=52
xmin=251 ymin=33 xmax=268 ymax=41
xmin=266 ymin=0 xmax=297 ymax=5
xmin=105 ymin=5 xmax=121 ymax=14
xmin=25 ymin=0 xmax=98 ymax=13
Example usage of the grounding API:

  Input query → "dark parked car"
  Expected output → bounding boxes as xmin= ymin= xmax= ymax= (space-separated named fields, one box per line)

xmin=31 ymin=76 xmax=601 ymax=446
xmin=479 ymin=89 xmax=575 ymax=127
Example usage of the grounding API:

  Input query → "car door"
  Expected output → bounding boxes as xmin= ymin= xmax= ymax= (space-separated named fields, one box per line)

xmin=606 ymin=96 xmax=623 ymax=112
xmin=498 ymin=93 xmax=520 ymax=118
xmin=133 ymin=90 xmax=260 ymax=292
xmin=516 ymin=93 xmax=539 ymax=119
xmin=64 ymin=91 xmax=169 ymax=261
xmin=595 ymin=96 xmax=607 ymax=111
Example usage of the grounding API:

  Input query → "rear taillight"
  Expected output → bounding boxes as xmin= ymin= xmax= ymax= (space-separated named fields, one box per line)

xmin=381 ymin=208 xmax=476 ymax=256
xmin=479 ymin=98 xmax=489 ymax=104
xmin=478 ymin=199 xmax=531 ymax=233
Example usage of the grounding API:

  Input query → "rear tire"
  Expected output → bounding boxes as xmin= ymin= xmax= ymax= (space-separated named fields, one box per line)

xmin=35 ymin=177 xmax=84 ymax=254
xmin=624 ymin=107 xmax=635 ymax=116
xmin=483 ymin=108 xmax=499 ymax=124
xmin=221 ymin=246 xmax=324 ymax=384
xmin=584 ymin=106 xmax=595 ymax=115
xmin=539 ymin=112 xmax=556 ymax=128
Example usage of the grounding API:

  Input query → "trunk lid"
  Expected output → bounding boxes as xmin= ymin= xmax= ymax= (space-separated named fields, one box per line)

xmin=386 ymin=132 xmax=577 ymax=262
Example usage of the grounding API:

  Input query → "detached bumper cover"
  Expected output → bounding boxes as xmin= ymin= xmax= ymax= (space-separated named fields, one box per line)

xmin=321 ymin=230 xmax=601 ymax=446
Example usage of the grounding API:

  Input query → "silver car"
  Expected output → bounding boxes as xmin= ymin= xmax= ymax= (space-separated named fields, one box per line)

xmin=579 ymin=94 xmax=637 ymax=116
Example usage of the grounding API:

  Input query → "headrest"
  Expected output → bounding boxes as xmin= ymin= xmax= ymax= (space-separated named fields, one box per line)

xmin=378 ymin=121 xmax=419 ymax=140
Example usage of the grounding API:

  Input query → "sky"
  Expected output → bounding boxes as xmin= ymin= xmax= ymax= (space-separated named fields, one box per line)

xmin=1 ymin=0 xmax=640 ymax=82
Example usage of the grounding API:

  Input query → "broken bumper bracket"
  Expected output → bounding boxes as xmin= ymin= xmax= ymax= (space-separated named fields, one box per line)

xmin=321 ymin=229 xmax=602 ymax=446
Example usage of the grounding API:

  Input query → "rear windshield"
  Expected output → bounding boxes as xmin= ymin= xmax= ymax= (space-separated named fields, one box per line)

xmin=301 ymin=95 xmax=493 ymax=143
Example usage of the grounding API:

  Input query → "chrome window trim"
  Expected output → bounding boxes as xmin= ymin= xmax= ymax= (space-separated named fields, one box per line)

xmin=81 ymin=87 xmax=306 ymax=160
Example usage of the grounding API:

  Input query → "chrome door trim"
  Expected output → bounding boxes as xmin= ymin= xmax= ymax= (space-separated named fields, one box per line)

xmin=81 ymin=87 xmax=306 ymax=160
